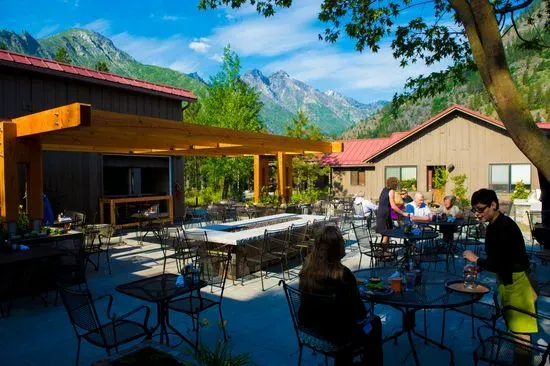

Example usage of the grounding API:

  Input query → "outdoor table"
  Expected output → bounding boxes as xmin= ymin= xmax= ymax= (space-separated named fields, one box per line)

xmin=383 ymin=227 xmax=439 ymax=266
xmin=355 ymin=268 xmax=486 ymax=366
xmin=116 ymin=273 xmax=207 ymax=347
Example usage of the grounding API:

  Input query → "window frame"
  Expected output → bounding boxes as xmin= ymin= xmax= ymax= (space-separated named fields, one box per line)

xmin=385 ymin=165 xmax=418 ymax=183
xmin=488 ymin=163 xmax=531 ymax=193
xmin=350 ymin=169 xmax=366 ymax=186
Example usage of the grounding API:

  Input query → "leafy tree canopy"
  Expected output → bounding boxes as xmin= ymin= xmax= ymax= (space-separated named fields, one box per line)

xmin=54 ymin=47 xmax=71 ymax=64
xmin=284 ymin=109 xmax=324 ymax=141
xmin=95 ymin=60 xmax=109 ymax=72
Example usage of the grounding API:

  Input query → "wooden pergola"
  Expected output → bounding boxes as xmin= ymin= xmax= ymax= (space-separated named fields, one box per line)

xmin=0 ymin=103 xmax=342 ymax=222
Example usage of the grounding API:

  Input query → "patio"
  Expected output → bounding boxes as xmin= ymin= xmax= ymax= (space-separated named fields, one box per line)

xmin=1 ymin=226 xmax=548 ymax=366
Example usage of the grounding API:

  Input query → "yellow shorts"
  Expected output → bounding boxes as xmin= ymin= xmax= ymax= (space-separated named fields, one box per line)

xmin=498 ymin=271 xmax=538 ymax=334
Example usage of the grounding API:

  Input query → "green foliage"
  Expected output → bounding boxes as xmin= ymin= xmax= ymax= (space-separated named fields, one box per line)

xmin=284 ymin=109 xmax=324 ymax=141
xmin=16 ymin=205 xmax=30 ymax=235
xmin=289 ymin=187 xmax=330 ymax=205
xmin=54 ymin=47 xmax=71 ymax=64
xmin=0 ymin=41 xmax=7 ymax=50
xmin=94 ymin=60 xmax=109 ymax=72
xmin=451 ymin=174 xmax=469 ymax=208
xmin=511 ymin=180 xmax=530 ymax=200
xmin=432 ymin=167 xmax=448 ymax=189
xmin=258 ymin=186 xmax=279 ymax=206
xmin=400 ymin=179 xmax=417 ymax=191
xmin=191 ymin=46 xmax=264 ymax=199
xmin=196 ymin=341 xmax=252 ymax=366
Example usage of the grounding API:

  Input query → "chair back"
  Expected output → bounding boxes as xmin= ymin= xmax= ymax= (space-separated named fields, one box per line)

xmin=279 ymin=280 xmax=345 ymax=354
xmin=289 ymin=223 xmax=308 ymax=247
xmin=199 ymin=249 xmax=232 ymax=299
xmin=263 ymin=228 xmax=290 ymax=255
xmin=58 ymin=285 xmax=104 ymax=338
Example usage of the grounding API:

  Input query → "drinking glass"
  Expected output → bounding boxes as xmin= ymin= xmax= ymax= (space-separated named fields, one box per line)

xmin=405 ymin=272 xmax=416 ymax=291
xmin=463 ymin=264 xmax=478 ymax=289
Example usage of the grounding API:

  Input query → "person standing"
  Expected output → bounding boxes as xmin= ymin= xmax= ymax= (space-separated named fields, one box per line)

xmin=376 ymin=177 xmax=409 ymax=245
xmin=463 ymin=189 xmax=537 ymax=366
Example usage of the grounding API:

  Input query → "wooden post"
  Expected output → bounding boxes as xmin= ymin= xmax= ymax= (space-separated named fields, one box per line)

xmin=277 ymin=152 xmax=293 ymax=204
xmin=254 ymin=155 xmax=270 ymax=203
xmin=19 ymin=138 xmax=43 ymax=221
xmin=0 ymin=122 xmax=19 ymax=222
xmin=168 ymin=196 xmax=174 ymax=224
xmin=110 ymin=201 xmax=116 ymax=226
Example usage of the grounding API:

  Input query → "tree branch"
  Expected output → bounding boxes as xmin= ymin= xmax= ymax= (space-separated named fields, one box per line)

xmin=494 ymin=0 xmax=534 ymax=15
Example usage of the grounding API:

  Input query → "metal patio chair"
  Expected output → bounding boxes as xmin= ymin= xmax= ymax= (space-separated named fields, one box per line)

xmin=58 ymin=285 xmax=151 ymax=366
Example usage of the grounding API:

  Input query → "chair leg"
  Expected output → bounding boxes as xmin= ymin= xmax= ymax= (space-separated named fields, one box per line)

xmin=298 ymin=345 xmax=303 ymax=366
xmin=260 ymin=267 xmax=265 ymax=291
xmin=163 ymin=256 xmax=168 ymax=274
xmin=106 ymin=250 xmax=112 ymax=275
xmin=358 ymin=253 xmax=363 ymax=270
xmin=194 ymin=315 xmax=201 ymax=356
xmin=75 ymin=338 xmax=81 ymax=366
xmin=441 ymin=309 xmax=447 ymax=344
xmin=219 ymin=305 xmax=227 ymax=341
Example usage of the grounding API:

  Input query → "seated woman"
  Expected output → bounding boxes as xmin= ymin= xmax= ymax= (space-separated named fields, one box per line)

xmin=298 ymin=225 xmax=383 ymax=365
xmin=437 ymin=195 xmax=464 ymax=241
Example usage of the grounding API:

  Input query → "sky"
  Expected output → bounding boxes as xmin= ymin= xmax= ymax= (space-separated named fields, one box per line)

xmin=2 ymin=0 xmax=453 ymax=103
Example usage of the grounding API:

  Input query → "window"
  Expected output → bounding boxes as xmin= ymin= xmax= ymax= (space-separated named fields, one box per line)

xmin=350 ymin=169 xmax=365 ymax=186
xmin=385 ymin=166 xmax=417 ymax=189
xmin=489 ymin=164 xmax=531 ymax=192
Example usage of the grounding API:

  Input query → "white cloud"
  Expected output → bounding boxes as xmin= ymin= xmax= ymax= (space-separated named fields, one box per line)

xmin=210 ymin=0 xmax=321 ymax=56
xmin=189 ymin=39 xmax=211 ymax=53
xmin=169 ymin=60 xmax=201 ymax=73
xmin=83 ymin=19 xmax=110 ymax=35
xmin=36 ymin=24 xmax=60 ymax=38
xmin=263 ymin=47 xmax=451 ymax=95
xmin=209 ymin=53 xmax=223 ymax=63
xmin=162 ymin=15 xmax=183 ymax=21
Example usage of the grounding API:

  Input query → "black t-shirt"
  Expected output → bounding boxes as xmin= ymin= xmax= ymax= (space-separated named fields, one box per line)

xmin=477 ymin=213 xmax=530 ymax=285
xmin=298 ymin=267 xmax=366 ymax=344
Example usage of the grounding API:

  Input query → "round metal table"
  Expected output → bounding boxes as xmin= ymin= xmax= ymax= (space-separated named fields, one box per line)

xmin=355 ymin=268 xmax=487 ymax=366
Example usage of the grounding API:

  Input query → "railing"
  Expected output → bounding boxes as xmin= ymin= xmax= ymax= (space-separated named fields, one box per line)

xmin=99 ymin=195 xmax=173 ymax=228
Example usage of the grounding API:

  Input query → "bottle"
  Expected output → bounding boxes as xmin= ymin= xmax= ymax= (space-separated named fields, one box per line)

xmin=408 ymin=259 xmax=414 ymax=271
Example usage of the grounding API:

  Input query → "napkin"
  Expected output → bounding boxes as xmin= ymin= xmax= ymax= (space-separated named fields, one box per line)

xmin=175 ymin=275 xmax=185 ymax=287
xmin=447 ymin=216 xmax=456 ymax=223
xmin=19 ymin=244 xmax=29 ymax=251
xmin=388 ymin=271 xmax=401 ymax=279
xmin=412 ymin=228 xmax=421 ymax=235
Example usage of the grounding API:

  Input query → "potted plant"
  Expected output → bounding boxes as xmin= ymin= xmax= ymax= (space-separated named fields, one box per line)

xmin=432 ymin=167 xmax=448 ymax=205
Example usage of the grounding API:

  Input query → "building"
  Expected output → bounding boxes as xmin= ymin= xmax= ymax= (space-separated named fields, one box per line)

xmin=321 ymin=105 xmax=550 ymax=202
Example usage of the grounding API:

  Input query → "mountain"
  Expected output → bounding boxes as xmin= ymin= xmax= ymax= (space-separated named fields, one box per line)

xmin=0 ymin=28 xmax=385 ymax=134
xmin=242 ymin=69 xmax=385 ymax=134
xmin=342 ymin=1 xmax=549 ymax=139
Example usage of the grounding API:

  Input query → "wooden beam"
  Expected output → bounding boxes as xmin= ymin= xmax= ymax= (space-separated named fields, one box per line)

xmin=254 ymin=155 xmax=270 ymax=203
xmin=13 ymin=103 xmax=91 ymax=137
xmin=0 ymin=122 xmax=19 ymax=222
xmin=277 ymin=153 xmax=293 ymax=204
xmin=20 ymin=138 xmax=43 ymax=221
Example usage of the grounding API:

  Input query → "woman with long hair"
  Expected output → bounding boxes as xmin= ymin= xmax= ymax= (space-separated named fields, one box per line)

xmin=376 ymin=177 xmax=410 ymax=245
xmin=299 ymin=225 xmax=383 ymax=365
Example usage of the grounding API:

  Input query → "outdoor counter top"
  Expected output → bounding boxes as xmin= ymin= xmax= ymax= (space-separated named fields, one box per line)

xmin=186 ymin=213 xmax=326 ymax=245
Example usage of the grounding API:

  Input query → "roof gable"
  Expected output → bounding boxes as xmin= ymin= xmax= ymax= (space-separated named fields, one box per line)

xmin=0 ymin=49 xmax=197 ymax=101
xmin=321 ymin=104 xmax=549 ymax=167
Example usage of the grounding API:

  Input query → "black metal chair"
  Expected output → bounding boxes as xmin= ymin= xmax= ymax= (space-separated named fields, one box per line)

xmin=242 ymin=228 xmax=290 ymax=291
xmin=280 ymin=280 xmax=371 ymax=366
xmin=288 ymin=222 xmax=310 ymax=265
xmin=83 ymin=225 xmax=113 ymax=275
xmin=473 ymin=305 xmax=550 ymax=366
xmin=441 ymin=291 xmax=500 ymax=343
xmin=454 ymin=215 xmax=486 ymax=256
xmin=353 ymin=222 xmax=396 ymax=270
xmin=168 ymin=250 xmax=232 ymax=353
xmin=58 ymin=285 xmax=151 ymax=366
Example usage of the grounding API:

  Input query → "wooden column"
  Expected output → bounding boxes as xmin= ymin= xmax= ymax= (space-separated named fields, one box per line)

xmin=19 ymin=138 xmax=44 ymax=221
xmin=253 ymin=155 xmax=270 ymax=203
xmin=0 ymin=122 xmax=19 ymax=222
xmin=277 ymin=152 xmax=293 ymax=204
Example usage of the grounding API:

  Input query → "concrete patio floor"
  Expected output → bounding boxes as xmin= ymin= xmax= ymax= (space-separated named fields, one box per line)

xmin=1 ymin=229 xmax=548 ymax=365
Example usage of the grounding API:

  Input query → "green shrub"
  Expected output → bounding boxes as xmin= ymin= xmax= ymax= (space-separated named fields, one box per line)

xmin=401 ymin=179 xmax=417 ymax=191
xmin=451 ymin=174 xmax=469 ymax=208
xmin=432 ymin=167 xmax=448 ymax=189
xmin=511 ymin=180 xmax=530 ymax=200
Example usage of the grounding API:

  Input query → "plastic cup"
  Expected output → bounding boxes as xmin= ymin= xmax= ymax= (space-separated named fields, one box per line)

xmin=405 ymin=272 xmax=416 ymax=291
xmin=391 ymin=277 xmax=403 ymax=292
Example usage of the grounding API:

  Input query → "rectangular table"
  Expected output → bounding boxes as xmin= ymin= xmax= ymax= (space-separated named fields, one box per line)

xmin=116 ymin=273 xmax=206 ymax=347
xmin=185 ymin=213 xmax=326 ymax=279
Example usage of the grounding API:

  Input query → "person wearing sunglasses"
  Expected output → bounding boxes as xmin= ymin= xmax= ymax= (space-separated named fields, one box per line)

xmin=463 ymin=188 xmax=536 ymax=365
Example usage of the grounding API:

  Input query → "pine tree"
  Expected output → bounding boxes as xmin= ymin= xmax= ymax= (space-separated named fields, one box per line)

xmin=54 ymin=47 xmax=71 ymax=64
xmin=95 ymin=60 xmax=109 ymax=72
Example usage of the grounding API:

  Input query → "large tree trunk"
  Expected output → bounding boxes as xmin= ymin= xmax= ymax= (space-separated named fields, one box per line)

xmin=450 ymin=0 xmax=550 ymax=191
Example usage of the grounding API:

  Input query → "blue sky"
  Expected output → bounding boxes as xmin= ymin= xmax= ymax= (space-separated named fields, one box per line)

xmin=3 ymin=0 xmax=451 ymax=103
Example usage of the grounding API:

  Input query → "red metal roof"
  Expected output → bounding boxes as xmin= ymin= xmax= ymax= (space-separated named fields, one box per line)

xmin=321 ymin=104 xmax=550 ymax=167
xmin=0 ymin=49 xmax=197 ymax=101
